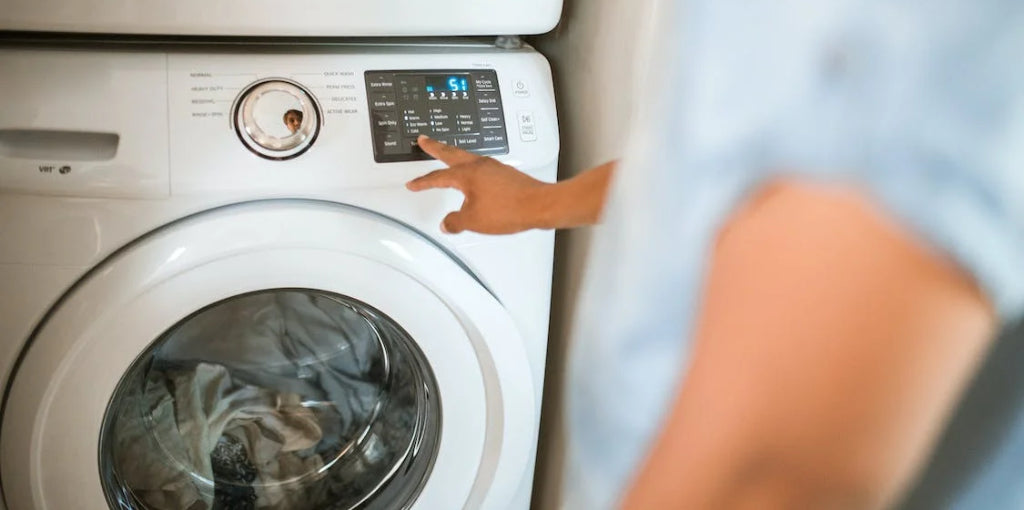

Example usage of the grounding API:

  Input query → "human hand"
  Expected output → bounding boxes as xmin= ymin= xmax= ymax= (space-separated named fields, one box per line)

xmin=406 ymin=135 xmax=555 ymax=234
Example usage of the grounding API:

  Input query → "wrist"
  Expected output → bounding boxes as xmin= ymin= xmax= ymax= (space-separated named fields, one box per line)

xmin=528 ymin=181 xmax=564 ymax=230
xmin=525 ymin=161 xmax=615 ymax=231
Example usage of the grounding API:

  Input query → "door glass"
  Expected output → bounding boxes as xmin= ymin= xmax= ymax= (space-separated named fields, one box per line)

xmin=98 ymin=289 xmax=441 ymax=510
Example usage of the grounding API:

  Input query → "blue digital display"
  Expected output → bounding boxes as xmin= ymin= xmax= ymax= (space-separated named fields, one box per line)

xmin=425 ymin=75 xmax=470 ymax=93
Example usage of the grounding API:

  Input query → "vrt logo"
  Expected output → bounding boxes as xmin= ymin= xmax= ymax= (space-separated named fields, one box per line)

xmin=37 ymin=165 xmax=71 ymax=174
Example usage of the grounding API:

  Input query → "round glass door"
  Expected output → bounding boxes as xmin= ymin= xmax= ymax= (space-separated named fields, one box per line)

xmin=99 ymin=289 xmax=440 ymax=510
xmin=1 ymin=201 xmax=536 ymax=510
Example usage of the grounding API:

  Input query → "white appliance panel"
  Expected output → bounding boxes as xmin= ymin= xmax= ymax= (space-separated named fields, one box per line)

xmin=0 ymin=49 xmax=169 ymax=198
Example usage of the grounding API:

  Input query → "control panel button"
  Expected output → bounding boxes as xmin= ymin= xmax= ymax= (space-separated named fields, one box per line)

xmin=472 ymin=75 xmax=497 ymax=91
xmin=381 ymin=132 xmax=403 ymax=155
xmin=366 ymin=73 xmax=396 ymax=90
xmin=369 ymin=92 xmax=397 ymax=109
xmin=511 ymin=79 xmax=530 ymax=98
xmin=479 ymin=110 xmax=505 ymax=129
xmin=454 ymin=135 xmax=482 ymax=149
xmin=403 ymin=137 xmax=430 ymax=156
xmin=481 ymin=129 xmax=507 ymax=147
xmin=517 ymin=111 xmax=537 ymax=142
xmin=234 ymin=79 xmax=321 ymax=160
xmin=373 ymin=111 xmax=399 ymax=131
xmin=476 ymin=91 xmax=500 ymax=107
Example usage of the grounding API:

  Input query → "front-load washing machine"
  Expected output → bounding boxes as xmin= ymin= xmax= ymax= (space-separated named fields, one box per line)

xmin=0 ymin=40 xmax=558 ymax=510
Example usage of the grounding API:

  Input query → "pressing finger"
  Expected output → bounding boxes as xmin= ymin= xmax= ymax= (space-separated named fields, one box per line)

xmin=406 ymin=168 xmax=467 ymax=192
xmin=417 ymin=135 xmax=479 ymax=166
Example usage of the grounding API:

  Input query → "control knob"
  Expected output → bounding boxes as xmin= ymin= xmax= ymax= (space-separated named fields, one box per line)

xmin=233 ymin=79 xmax=321 ymax=159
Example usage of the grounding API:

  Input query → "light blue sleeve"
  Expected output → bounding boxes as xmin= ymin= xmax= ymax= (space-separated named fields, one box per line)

xmin=681 ymin=0 xmax=1024 ymax=320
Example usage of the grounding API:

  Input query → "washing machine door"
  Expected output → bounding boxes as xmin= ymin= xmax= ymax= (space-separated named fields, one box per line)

xmin=0 ymin=200 xmax=535 ymax=510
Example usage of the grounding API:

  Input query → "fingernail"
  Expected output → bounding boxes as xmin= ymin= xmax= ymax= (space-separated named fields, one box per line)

xmin=418 ymin=134 xmax=430 ymax=142
xmin=440 ymin=220 xmax=450 ymax=233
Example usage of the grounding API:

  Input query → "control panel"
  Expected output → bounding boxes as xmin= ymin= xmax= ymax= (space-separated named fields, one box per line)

xmin=0 ymin=49 xmax=557 ymax=197
xmin=365 ymin=70 xmax=509 ymax=163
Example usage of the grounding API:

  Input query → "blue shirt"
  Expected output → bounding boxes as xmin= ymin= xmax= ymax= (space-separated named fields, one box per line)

xmin=564 ymin=1 xmax=1024 ymax=508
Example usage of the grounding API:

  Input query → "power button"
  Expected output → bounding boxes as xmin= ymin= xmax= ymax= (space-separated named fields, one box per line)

xmin=511 ymin=79 xmax=530 ymax=98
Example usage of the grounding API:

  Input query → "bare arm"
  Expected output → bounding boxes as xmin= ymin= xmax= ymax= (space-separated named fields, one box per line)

xmin=621 ymin=181 xmax=996 ymax=509
xmin=406 ymin=135 xmax=614 ymax=233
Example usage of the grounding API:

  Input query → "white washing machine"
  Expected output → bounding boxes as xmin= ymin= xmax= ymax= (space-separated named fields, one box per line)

xmin=0 ymin=31 xmax=558 ymax=510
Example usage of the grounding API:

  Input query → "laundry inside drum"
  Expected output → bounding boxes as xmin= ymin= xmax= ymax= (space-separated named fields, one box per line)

xmin=98 ymin=289 xmax=441 ymax=510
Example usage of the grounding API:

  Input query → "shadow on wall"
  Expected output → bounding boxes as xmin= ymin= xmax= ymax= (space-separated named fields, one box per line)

xmin=897 ymin=319 xmax=1024 ymax=509
xmin=527 ymin=0 xmax=657 ymax=508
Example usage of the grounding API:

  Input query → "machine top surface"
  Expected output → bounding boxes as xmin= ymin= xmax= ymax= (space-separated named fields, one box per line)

xmin=0 ymin=0 xmax=563 ymax=37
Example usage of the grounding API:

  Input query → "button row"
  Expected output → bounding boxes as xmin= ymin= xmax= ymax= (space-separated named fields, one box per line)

xmin=453 ymin=130 xmax=508 ymax=150
xmin=368 ymin=71 xmax=499 ymax=90
xmin=373 ymin=108 xmax=481 ymax=135
xmin=377 ymin=131 xmax=508 ymax=156
xmin=371 ymin=110 xmax=509 ymax=151
xmin=428 ymin=90 xmax=471 ymax=101
xmin=368 ymin=72 xmax=528 ymax=98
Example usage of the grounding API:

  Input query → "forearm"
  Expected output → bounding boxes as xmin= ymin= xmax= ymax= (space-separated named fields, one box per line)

xmin=535 ymin=160 xmax=615 ymax=229
xmin=621 ymin=180 xmax=994 ymax=509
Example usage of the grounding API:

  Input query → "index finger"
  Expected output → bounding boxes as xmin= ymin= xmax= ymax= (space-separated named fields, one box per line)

xmin=417 ymin=135 xmax=479 ymax=166
xmin=406 ymin=167 xmax=467 ymax=192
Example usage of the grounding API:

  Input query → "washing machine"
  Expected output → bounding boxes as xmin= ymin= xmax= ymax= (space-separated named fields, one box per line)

xmin=0 ymin=8 xmax=559 ymax=507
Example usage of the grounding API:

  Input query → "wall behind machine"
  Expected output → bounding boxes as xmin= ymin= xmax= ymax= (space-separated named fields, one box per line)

xmin=529 ymin=0 xmax=658 ymax=507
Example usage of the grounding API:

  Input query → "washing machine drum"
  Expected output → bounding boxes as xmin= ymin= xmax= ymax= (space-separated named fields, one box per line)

xmin=1 ymin=201 xmax=536 ymax=510
xmin=101 ymin=289 xmax=439 ymax=509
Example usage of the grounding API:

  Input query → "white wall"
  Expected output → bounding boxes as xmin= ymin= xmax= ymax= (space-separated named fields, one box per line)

xmin=528 ymin=1 xmax=656 ymax=507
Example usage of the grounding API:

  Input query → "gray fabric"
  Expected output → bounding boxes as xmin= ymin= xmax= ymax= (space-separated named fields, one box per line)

xmin=108 ymin=292 xmax=391 ymax=509
xmin=113 ymin=380 xmax=200 ymax=509
xmin=157 ymin=291 xmax=385 ymax=442
xmin=115 ymin=363 xmax=325 ymax=509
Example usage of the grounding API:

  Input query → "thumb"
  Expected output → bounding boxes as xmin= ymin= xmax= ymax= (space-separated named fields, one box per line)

xmin=441 ymin=211 xmax=467 ymax=234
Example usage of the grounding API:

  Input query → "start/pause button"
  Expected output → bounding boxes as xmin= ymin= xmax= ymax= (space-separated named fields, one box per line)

xmin=517 ymin=111 xmax=537 ymax=142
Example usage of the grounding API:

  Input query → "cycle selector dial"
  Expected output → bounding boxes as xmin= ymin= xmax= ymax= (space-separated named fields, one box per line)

xmin=234 ymin=79 xmax=321 ymax=159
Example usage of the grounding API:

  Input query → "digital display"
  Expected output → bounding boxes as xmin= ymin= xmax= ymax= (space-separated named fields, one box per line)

xmin=425 ymin=75 xmax=470 ymax=93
